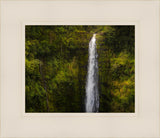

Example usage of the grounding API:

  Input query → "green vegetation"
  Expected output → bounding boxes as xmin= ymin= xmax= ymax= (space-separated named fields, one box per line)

xmin=25 ymin=25 xmax=135 ymax=112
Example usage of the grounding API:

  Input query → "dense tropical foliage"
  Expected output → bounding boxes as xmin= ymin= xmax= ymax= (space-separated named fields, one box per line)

xmin=25 ymin=25 xmax=135 ymax=112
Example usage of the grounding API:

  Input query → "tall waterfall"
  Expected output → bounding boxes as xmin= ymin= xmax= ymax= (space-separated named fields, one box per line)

xmin=85 ymin=34 xmax=99 ymax=112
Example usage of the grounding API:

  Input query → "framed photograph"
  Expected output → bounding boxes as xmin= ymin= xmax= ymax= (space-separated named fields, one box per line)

xmin=23 ymin=24 xmax=137 ymax=114
xmin=0 ymin=0 xmax=160 ymax=138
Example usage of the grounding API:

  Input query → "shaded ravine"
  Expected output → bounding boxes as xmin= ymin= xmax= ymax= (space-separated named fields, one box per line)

xmin=85 ymin=34 xmax=99 ymax=112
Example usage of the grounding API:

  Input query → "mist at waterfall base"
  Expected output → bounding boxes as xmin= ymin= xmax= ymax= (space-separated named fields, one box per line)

xmin=85 ymin=34 xmax=99 ymax=113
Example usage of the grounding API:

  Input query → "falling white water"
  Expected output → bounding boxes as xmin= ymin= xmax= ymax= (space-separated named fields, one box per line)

xmin=85 ymin=34 xmax=99 ymax=112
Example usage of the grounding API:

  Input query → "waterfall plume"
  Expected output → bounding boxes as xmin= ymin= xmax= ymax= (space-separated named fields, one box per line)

xmin=85 ymin=34 xmax=99 ymax=112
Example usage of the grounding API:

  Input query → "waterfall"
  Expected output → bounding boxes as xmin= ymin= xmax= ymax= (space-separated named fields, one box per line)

xmin=85 ymin=34 xmax=99 ymax=112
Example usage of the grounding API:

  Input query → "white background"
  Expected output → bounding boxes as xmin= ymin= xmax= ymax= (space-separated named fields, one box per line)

xmin=0 ymin=0 xmax=160 ymax=138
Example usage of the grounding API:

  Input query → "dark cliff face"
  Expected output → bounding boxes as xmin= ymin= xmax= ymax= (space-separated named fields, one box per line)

xmin=25 ymin=25 xmax=135 ymax=112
